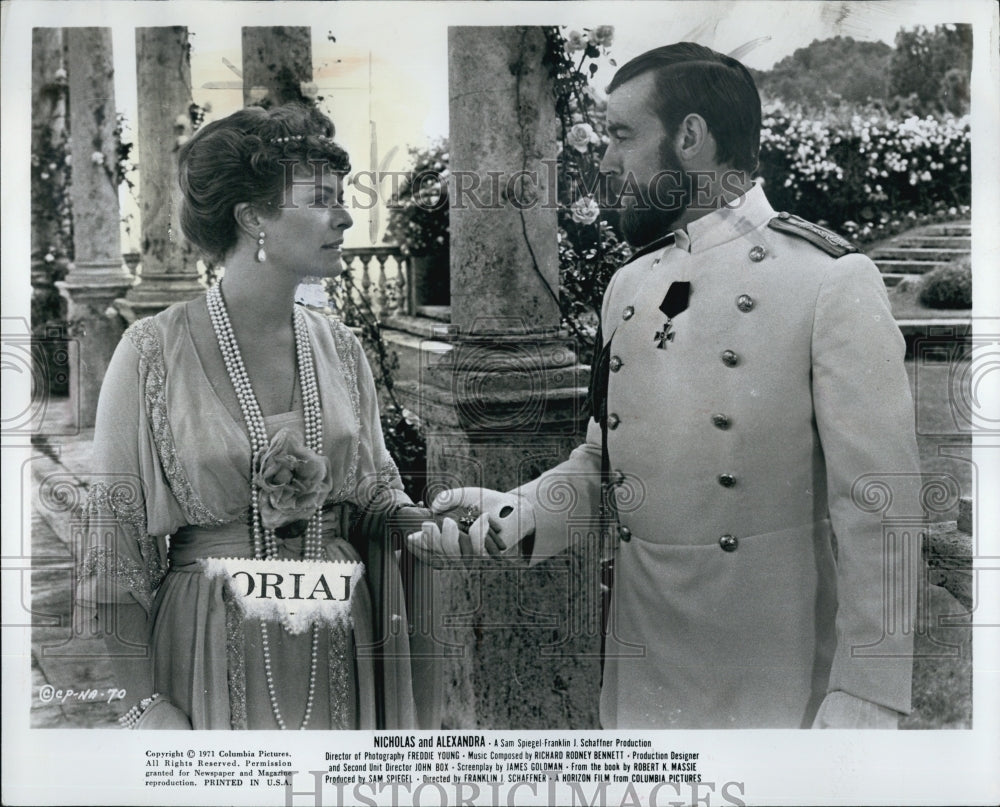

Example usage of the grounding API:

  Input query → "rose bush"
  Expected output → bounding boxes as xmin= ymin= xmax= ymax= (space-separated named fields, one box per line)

xmin=253 ymin=428 xmax=333 ymax=529
xmin=757 ymin=102 xmax=970 ymax=241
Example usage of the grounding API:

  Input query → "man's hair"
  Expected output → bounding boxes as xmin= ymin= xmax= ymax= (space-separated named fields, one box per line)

xmin=608 ymin=43 xmax=761 ymax=173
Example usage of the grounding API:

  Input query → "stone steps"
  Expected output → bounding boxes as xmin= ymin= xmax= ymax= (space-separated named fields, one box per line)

xmin=873 ymin=259 xmax=949 ymax=275
xmin=897 ymin=236 xmax=971 ymax=249
xmin=865 ymin=220 xmax=971 ymax=285
xmin=922 ymin=223 xmax=971 ymax=236
xmin=871 ymin=247 xmax=970 ymax=262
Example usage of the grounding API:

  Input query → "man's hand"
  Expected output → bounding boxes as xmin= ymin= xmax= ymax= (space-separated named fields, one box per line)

xmin=429 ymin=487 xmax=535 ymax=557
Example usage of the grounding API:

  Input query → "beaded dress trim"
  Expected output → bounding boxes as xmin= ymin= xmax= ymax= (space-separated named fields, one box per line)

xmin=327 ymin=321 xmax=362 ymax=503
xmin=126 ymin=318 xmax=226 ymax=527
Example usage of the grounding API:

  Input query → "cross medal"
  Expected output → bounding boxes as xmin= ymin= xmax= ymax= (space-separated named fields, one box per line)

xmin=654 ymin=281 xmax=691 ymax=350
xmin=654 ymin=320 xmax=675 ymax=348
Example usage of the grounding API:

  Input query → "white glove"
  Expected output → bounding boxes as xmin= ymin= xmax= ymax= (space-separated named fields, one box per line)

xmin=430 ymin=487 xmax=535 ymax=557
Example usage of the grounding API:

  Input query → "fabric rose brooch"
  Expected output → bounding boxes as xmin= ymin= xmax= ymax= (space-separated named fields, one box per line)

xmin=252 ymin=428 xmax=333 ymax=530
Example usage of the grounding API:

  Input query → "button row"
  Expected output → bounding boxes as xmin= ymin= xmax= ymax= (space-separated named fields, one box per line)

xmin=621 ymin=294 xmax=756 ymax=323
xmin=620 ymin=296 xmax=755 ymax=324
xmin=615 ymin=526 xmax=740 ymax=552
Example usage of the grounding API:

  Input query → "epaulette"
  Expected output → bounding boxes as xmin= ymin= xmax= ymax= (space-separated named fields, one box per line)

xmin=767 ymin=212 xmax=858 ymax=257
xmin=621 ymin=231 xmax=676 ymax=267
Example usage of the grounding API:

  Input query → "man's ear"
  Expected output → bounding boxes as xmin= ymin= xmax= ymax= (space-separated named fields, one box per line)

xmin=233 ymin=202 xmax=262 ymax=239
xmin=676 ymin=113 xmax=712 ymax=162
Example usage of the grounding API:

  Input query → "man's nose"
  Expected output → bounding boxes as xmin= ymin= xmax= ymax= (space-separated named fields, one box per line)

xmin=598 ymin=144 xmax=619 ymax=176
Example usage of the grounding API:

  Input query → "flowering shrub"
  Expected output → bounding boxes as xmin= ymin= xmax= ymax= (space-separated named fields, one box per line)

xmin=757 ymin=103 xmax=970 ymax=240
xmin=384 ymin=141 xmax=449 ymax=257
xmin=919 ymin=258 xmax=972 ymax=310
xmin=545 ymin=26 xmax=632 ymax=353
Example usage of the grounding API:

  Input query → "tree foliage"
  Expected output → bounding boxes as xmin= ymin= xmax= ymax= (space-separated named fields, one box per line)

xmin=751 ymin=36 xmax=892 ymax=106
xmin=889 ymin=25 xmax=972 ymax=116
xmin=752 ymin=25 xmax=972 ymax=115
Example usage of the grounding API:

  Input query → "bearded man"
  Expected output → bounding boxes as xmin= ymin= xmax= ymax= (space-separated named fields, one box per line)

xmin=410 ymin=43 xmax=921 ymax=730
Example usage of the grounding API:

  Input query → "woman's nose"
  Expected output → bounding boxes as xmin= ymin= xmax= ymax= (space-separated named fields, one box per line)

xmin=334 ymin=207 xmax=353 ymax=231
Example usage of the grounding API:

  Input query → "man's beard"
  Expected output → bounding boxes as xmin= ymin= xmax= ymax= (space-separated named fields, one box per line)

xmin=613 ymin=140 xmax=691 ymax=249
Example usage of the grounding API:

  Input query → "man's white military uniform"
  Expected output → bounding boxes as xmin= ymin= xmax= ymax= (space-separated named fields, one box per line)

xmin=517 ymin=184 xmax=921 ymax=728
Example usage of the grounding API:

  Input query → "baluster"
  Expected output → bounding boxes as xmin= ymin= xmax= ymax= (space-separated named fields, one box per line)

xmin=377 ymin=253 xmax=389 ymax=318
xmin=360 ymin=253 xmax=373 ymax=315
xmin=396 ymin=253 xmax=407 ymax=318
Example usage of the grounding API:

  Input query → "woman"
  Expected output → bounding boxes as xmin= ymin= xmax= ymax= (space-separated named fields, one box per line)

xmin=76 ymin=103 xmax=438 ymax=730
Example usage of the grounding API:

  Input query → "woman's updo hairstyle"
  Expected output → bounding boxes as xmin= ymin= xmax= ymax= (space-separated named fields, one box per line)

xmin=178 ymin=102 xmax=351 ymax=262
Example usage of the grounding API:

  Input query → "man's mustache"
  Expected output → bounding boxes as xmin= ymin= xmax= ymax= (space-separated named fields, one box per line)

xmin=597 ymin=170 xmax=691 ymax=210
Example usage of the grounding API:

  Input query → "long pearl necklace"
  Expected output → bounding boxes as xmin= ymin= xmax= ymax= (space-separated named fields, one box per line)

xmin=207 ymin=283 xmax=323 ymax=730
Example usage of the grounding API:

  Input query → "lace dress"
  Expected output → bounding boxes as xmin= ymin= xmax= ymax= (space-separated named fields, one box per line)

xmin=76 ymin=298 xmax=420 ymax=729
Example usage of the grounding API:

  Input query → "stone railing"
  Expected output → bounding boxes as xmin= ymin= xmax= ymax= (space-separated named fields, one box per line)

xmin=338 ymin=246 xmax=407 ymax=320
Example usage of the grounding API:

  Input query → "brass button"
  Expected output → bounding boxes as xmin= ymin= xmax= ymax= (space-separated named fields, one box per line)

xmin=736 ymin=294 xmax=754 ymax=313
xmin=622 ymin=306 xmax=635 ymax=321
xmin=748 ymin=245 xmax=767 ymax=262
xmin=721 ymin=350 xmax=739 ymax=367
xmin=719 ymin=534 xmax=739 ymax=552
xmin=711 ymin=413 xmax=731 ymax=430
xmin=718 ymin=473 xmax=736 ymax=488
xmin=607 ymin=413 xmax=621 ymax=430
xmin=609 ymin=355 xmax=623 ymax=372
xmin=778 ymin=211 xmax=791 ymax=220
xmin=613 ymin=470 xmax=626 ymax=486
xmin=618 ymin=525 xmax=632 ymax=542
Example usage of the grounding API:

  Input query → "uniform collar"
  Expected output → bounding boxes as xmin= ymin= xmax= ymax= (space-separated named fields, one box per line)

xmin=672 ymin=183 xmax=775 ymax=254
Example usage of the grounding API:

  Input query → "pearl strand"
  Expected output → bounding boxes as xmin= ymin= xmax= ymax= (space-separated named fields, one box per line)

xmin=118 ymin=693 xmax=162 ymax=729
xmin=206 ymin=283 xmax=324 ymax=730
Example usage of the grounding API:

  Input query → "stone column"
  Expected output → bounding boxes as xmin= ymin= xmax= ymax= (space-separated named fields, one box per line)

xmin=116 ymin=27 xmax=203 ymax=323
xmin=241 ymin=27 xmax=313 ymax=107
xmin=56 ymin=28 xmax=133 ymax=429
xmin=398 ymin=27 xmax=598 ymax=729
xmin=240 ymin=26 xmax=323 ymax=299
xmin=31 ymin=28 xmax=71 ymax=396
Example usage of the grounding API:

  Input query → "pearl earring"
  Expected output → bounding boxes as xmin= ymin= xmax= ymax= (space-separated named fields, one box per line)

xmin=256 ymin=231 xmax=267 ymax=263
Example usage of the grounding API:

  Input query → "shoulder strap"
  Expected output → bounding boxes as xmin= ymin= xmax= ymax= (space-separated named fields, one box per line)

xmin=620 ymin=231 xmax=677 ymax=267
xmin=768 ymin=212 xmax=858 ymax=257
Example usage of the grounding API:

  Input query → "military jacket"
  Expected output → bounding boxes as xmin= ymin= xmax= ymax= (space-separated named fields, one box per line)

xmin=517 ymin=185 xmax=921 ymax=728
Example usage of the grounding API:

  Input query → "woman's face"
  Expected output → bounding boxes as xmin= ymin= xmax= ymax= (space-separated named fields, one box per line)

xmin=261 ymin=163 xmax=353 ymax=278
